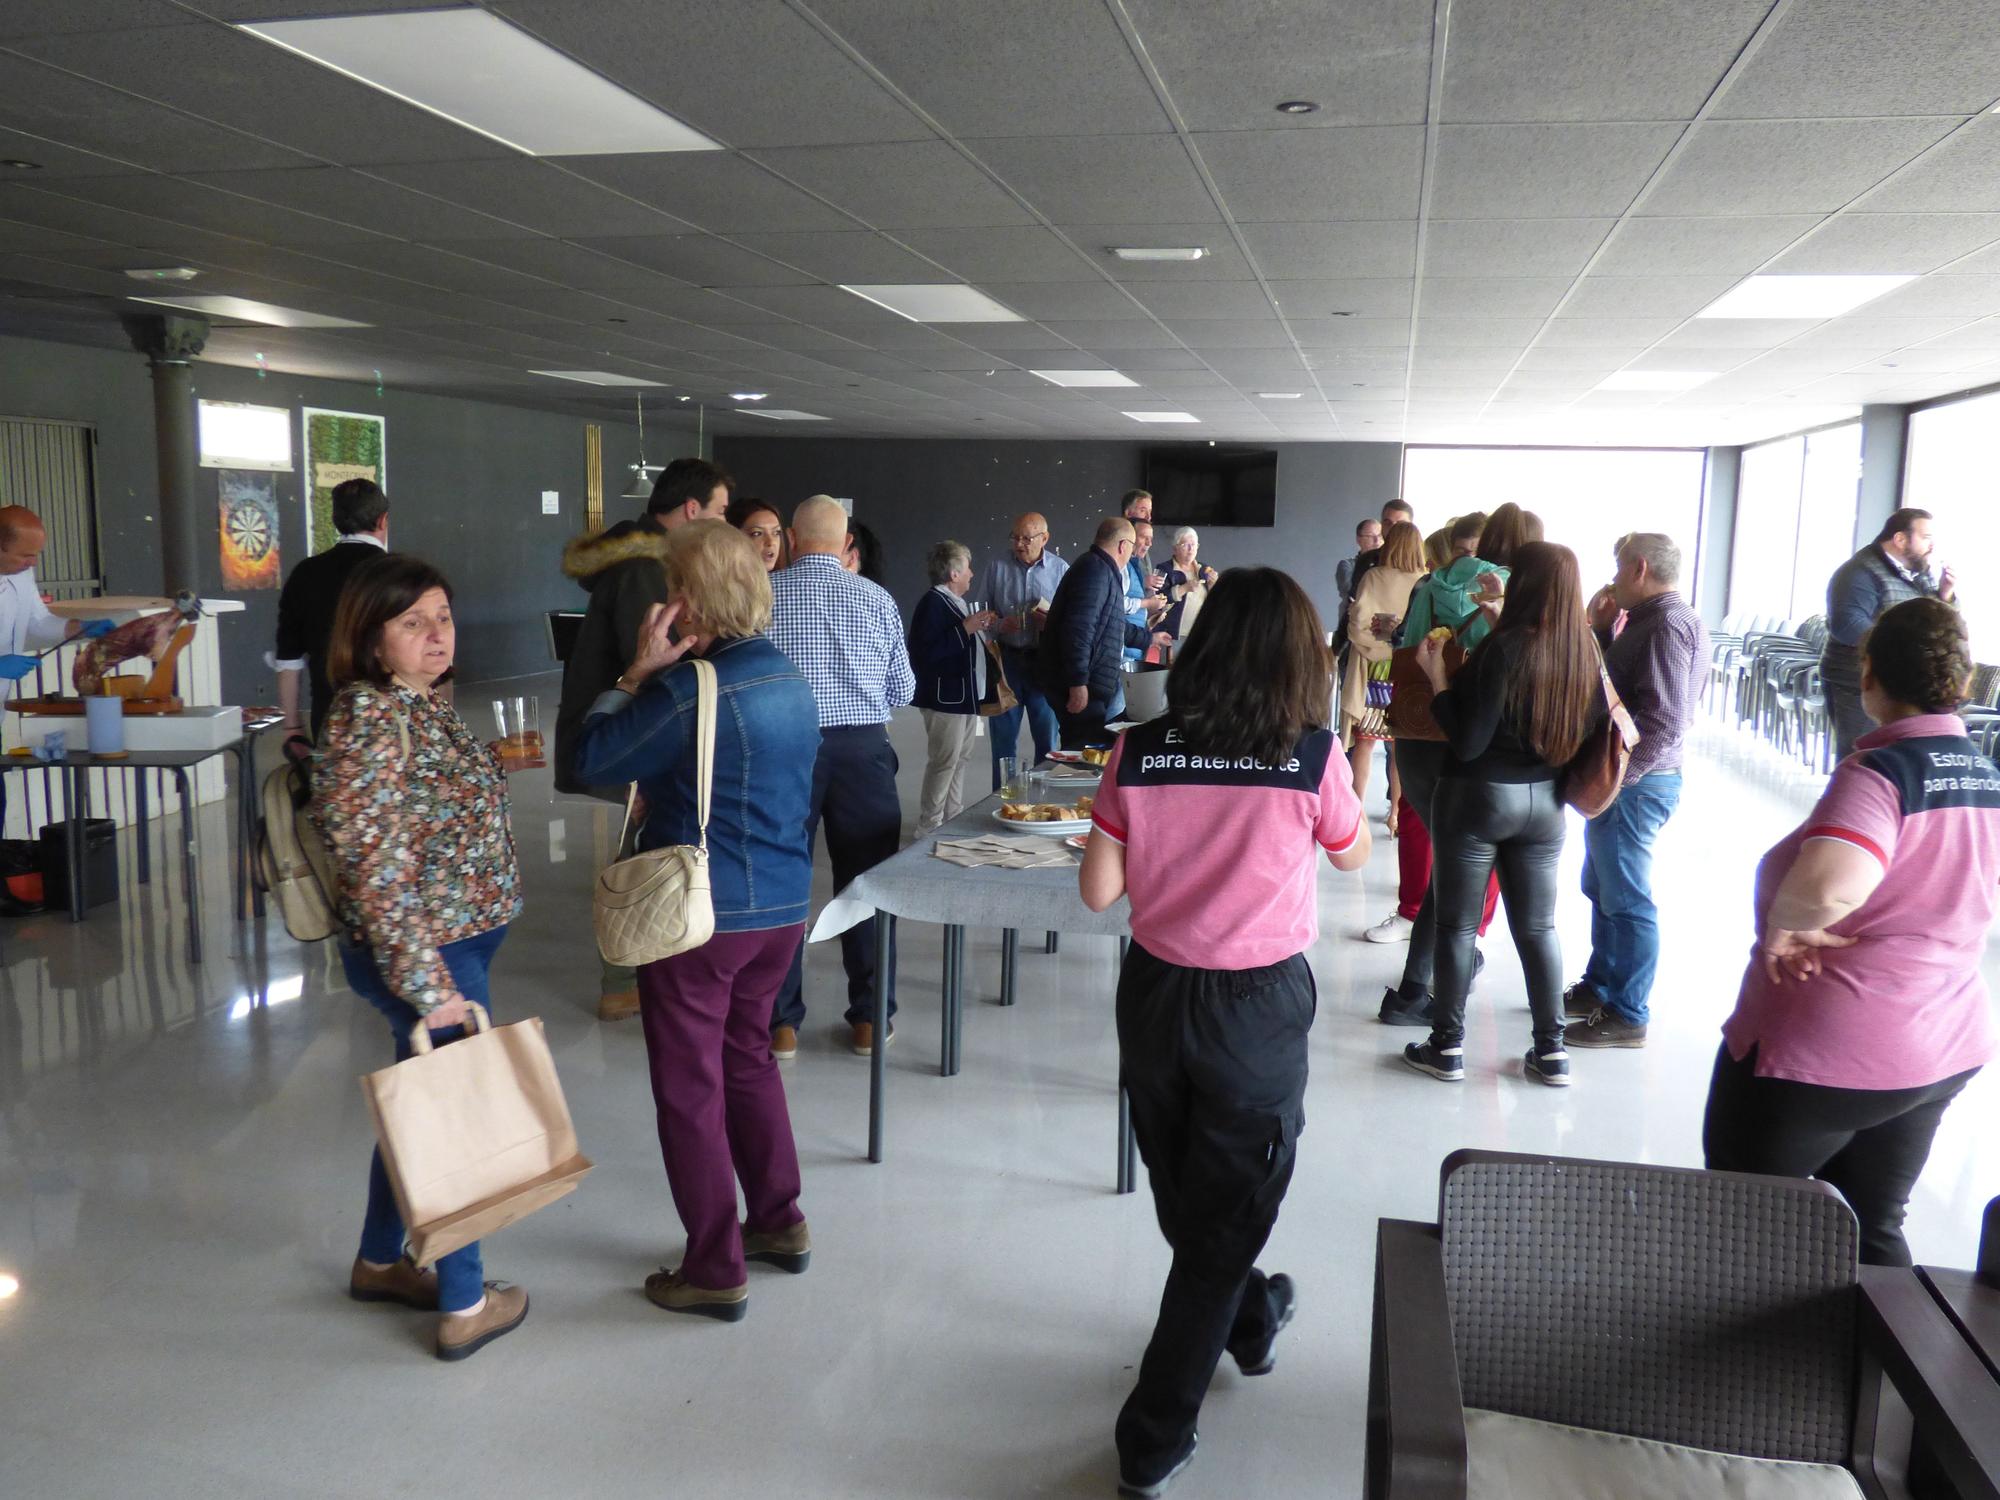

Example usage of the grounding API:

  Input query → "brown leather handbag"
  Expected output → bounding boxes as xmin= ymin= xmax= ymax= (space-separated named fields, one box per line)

xmin=1561 ymin=660 xmax=1642 ymax=817
xmin=1385 ymin=636 xmax=1468 ymax=741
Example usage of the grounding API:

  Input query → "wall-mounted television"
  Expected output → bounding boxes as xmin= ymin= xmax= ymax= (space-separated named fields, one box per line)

xmin=1142 ymin=445 xmax=1279 ymax=528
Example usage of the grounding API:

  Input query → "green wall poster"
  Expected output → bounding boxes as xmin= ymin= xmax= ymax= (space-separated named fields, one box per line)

xmin=302 ymin=407 xmax=385 ymax=554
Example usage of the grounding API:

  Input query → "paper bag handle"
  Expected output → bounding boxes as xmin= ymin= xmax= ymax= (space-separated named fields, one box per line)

xmin=408 ymin=1000 xmax=491 ymax=1055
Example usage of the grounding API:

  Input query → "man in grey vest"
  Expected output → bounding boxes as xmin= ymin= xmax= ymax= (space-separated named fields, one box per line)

xmin=1822 ymin=507 xmax=1957 ymax=760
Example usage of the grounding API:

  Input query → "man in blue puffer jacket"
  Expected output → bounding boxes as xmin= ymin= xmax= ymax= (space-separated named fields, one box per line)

xmin=1039 ymin=518 xmax=1168 ymax=749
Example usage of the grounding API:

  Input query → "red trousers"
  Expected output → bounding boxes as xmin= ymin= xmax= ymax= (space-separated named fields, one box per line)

xmin=1396 ymin=795 xmax=1499 ymax=933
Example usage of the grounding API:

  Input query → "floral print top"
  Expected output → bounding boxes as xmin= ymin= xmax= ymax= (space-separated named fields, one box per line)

xmin=314 ymin=682 xmax=521 ymax=1013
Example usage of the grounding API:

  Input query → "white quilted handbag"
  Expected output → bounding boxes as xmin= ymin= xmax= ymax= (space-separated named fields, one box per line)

xmin=593 ymin=658 xmax=717 ymax=967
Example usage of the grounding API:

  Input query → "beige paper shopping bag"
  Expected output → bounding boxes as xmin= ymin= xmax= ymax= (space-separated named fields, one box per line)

xmin=360 ymin=1005 xmax=593 ymax=1268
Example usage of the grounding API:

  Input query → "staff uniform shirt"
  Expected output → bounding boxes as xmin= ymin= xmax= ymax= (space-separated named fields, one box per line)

xmin=979 ymin=549 xmax=1068 ymax=651
xmin=768 ymin=553 xmax=914 ymax=728
xmin=1089 ymin=719 xmax=1363 ymax=970
xmin=1722 ymin=714 xmax=2000 ymax=1090
xmin=0 ymin=566 xmax=69 ymax=704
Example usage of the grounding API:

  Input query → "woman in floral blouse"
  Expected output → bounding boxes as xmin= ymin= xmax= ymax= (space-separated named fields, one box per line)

xmin=315 ymin=553 xmax=526 ymax=1363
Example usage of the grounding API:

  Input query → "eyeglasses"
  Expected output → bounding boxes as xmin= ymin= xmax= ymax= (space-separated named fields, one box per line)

xmin=1010 ymin=531 xmax=1047 ymax=543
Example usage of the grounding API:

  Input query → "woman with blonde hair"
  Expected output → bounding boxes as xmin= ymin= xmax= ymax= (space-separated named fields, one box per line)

xmin=1341 ymin=519 xmax=1425 ymax=807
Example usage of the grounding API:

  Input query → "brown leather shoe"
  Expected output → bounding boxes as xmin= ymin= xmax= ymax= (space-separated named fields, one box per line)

xmin=436 ymin=1282 xmax=529 ymax=1361
xmin=742 ymin=1219 xmax=811 ymax=1274
xmin=348 ymin=1254 xmax=438 ymax=1310
xmin=849 ymin=1021 xmax=895 ymax=1056
xmin=598 ymin=987 xmax=641 ymax=1022
xmin=771 ymin=1025 xmax=798 ymax=1061
xmin=645 ymin=1268 xmax=748 ymax=1321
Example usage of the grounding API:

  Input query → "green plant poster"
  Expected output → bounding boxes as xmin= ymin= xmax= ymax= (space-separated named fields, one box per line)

xmin=302 ymin=407 xmax=385 ymax=554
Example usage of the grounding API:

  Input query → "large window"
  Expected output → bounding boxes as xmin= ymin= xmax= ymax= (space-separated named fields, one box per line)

xmin=1401 ymin=446 xmax=1708 ymax=597
xmin=1724 ymin=424 xmax=1861 ymax=625
xmin=1905 ymin=388 xmax=2000 ymax=661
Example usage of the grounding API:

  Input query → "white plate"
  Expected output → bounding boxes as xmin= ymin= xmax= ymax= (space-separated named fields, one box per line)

xmin=992 ymin=810 xmax=1092 ymax=836
xmin=1064 ymin=833 xmax=1089 ymax=850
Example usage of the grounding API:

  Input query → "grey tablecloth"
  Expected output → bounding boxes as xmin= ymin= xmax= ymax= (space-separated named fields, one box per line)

xmin=808 ymin=791 xmax=1132 ymax=942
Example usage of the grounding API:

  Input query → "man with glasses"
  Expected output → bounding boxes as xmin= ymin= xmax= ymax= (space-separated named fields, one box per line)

xmin=979 ymin=511 xmax=1068 ymax=787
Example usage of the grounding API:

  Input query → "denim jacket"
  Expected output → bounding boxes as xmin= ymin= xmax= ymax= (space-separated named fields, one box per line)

xmin=574 ymin=635 xmax=819 ymax=933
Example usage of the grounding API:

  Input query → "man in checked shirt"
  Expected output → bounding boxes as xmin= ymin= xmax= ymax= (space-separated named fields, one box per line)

xmin=1564 ymin=532 xmax=1710 ymax=1052
xmin=767 ymin=495 xmax=916 ymax=1060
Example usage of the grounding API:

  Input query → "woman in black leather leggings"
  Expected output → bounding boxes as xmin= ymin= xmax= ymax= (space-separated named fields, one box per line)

xmin=1404 ymin=541 xmax=1604 ymax=1087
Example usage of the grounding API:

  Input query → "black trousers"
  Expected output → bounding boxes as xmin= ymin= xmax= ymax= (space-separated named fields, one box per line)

xmin=1702 ymin=1043 xmax=1978 ymax=1266
xmin=1430 ymin=776 xmax=1567 ymax=1051
xmin=1826 ymin=677 xmax=1871 ymax=762
xmin=770 ymin=724 xmax=900 ymax=1031
xmin=1054 ymin=694 xmax=1111 ymax=750
xmin=1114 ymin=942 xmax=1315 ymax=1478
xmin=1393 ymin=739 xmax=1447 ymax=999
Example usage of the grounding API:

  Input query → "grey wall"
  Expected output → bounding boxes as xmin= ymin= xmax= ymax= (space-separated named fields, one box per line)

xmin=710 ymin=436 xmax=1404 ymax=628
xmin=0 ymin=331 xmax=696 ymax=703
xmin=1696 ymin=446 xmax=1740 ymax=624
xmin=1855 ymin=402 xmax=1908 ymax=549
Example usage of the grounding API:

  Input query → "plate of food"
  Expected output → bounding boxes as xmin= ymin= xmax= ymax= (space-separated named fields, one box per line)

xmin=1047 ymin=745 xmax=1112 ymax=767
xmin=1064 ymin=833 xmax=1090 ymax=851
xmin=994 ymin=795 xmax=1095 ymax=835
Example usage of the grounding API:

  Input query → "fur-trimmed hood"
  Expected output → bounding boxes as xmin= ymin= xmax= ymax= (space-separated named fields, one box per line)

xmin=563 ymin=520 xmax=669 ymax=592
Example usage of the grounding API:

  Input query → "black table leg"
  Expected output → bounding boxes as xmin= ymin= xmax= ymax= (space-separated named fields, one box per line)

xmin=1000 ymin=927 xmax=1018 ymax=1007
xmin=227 ymin=746 xmax=247 ymax=922
xmin=234 ymin=739 xmax=264 ymax=920
xmin=939 ymin=924 xmax=962 ymax=1078
xmin=64 ymin=766 xmax=86 ymax=923
xmin=1117 ymin=935 xmax=1135 ymax=1194
xmin=1046 ymin=930 xmax=1059 ymax=954
xmin=868 ymin=912 xmax=894 ymax=1164
xmin=134 ymin=771 xmax=150 ymax=886
xmin=173 ymin=767 xmax=201 ymax=964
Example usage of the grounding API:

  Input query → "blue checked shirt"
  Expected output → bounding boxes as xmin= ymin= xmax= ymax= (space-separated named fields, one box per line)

xmin=979 ymin=548 xmax=1069 ymax=650
xmin=769 ymin=554 xmax=915 ymax=728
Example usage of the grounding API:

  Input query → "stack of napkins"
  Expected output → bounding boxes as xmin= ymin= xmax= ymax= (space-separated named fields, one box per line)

xmin=1043 ymin=764 xmax=1101 ymax=782
xmin=932 ymin=834 xmax=1076 ymax=869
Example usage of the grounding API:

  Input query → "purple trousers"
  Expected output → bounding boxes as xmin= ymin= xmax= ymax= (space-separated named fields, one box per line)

xmin=638 ymin=924 xmax=807 ymax=1290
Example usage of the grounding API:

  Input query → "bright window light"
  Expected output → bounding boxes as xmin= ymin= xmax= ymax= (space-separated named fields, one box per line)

xmin=198 ymin=401 xmax=293 ymax=471
xmin=1124 ymin=411 xmax=1199 ymax=424
xmin=1694 ymin=275 xmax=1914 ymax=320
xmin=129 ymin=295 xmax=366 ymax=329
xmin=1907 ymin=389 xmax=2000 ymax=654
xmin=529 ymin=370 xmax=667 ymax=387
xmin=237 ymin=10 xmax=720 ymax=156
xmin=1593 ymin=370 xmax=1717 ymax=392
xmin=1030 ymin=370 xmax=1137 ymax=388
xmin=839 ymin=285 xmax=1023 ymax=323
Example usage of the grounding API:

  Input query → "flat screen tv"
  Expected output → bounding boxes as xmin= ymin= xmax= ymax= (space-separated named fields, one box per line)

xmin=1141 ymin=445 xmax=1278 ymax=528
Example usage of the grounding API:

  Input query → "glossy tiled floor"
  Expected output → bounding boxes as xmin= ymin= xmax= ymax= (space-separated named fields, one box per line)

xmin=3 ymin=679 xmax=1995 ymax=1498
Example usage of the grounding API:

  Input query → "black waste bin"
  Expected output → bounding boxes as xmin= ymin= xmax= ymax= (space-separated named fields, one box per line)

xmin=39 ymin=818 xmax=118 ymax=910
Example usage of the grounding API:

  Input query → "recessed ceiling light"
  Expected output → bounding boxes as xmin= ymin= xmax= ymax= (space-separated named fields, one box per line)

xmin=529 ymin=369 xmax=667 ymax=387
xmin=1694 ymin=275 xmax=1914 ymax=320
xmin=1030 ymin=369 xmax=1138 ymax=388
xmin=1111 ymin=247 xmax=1206 ymax=262
xmin=839 ymin=284 xmax=1023 ymax=323
xmin=1 ymin=159 xmax=43 ymax=171
xmin=1123 ymin=411 xmax=1199 ymax=424
xmin=743 ymin=409 xmax=830 ymax=421
xmin=129 ymin=294 xmax=367 ymax=328
xmin=237 ymin=10 xmax=721 ymax=156
xmin=1275 ymin=100 xmax=1319 ymax=114
xmin=1593 ymin=370 xmax=1718 ymax=392
xmin=730 ymin=392 xmax=768 ymax=401
xmin=1257 ymin=392 xmax=1303 ymax=399
xmin=124 ymin=266 xmax=201 ymax=283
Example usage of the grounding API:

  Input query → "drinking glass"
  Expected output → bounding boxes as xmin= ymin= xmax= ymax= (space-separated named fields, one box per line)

xmin=493 ymin=695 xmax=545 ymax=769
xmin=997 ymin=755 xmax=1024 ymax=799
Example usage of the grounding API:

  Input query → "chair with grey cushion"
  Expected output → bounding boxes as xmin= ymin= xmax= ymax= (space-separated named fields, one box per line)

xmin=1366 ymin=1151 xmax=2000 ymax=1500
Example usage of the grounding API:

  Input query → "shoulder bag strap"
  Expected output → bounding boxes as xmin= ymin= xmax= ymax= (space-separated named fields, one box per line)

xmin=690 ymin=658 xmax=717 ymax=853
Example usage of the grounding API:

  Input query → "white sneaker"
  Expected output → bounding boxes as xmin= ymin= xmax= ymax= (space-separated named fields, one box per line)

xmin=1364 ymin=913 xmax=1414 ymax=944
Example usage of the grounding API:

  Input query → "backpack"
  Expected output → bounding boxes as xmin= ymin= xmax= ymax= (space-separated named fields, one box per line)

xmin=253 ymin=717 xmax=408 ymax=943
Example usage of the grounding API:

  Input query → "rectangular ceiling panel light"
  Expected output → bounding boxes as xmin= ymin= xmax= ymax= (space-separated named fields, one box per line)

xmin=1123 ymin=410 xmax=1199 ymax=423
xmin=1593 ymin=370 xmax=1717 ymax=392
xmin=1694 ymin=275 xmax=1914 ymax=320
xmin=529 ymin=369 xmax=667 ymax=387
xmin=1112 ymin=247 xmax=1206 ymax=262
xmin=839 ymin=284 xmax=1023 ymax=323
xmin=1257 ymin=391 xmax=1303 ymax=399
xmin=129 ymin=294 xmax=367 ymax=328
xmin=1030 ymin=369 xmax=1137 ymax=388
xmin=743 ymin=409 xmax=830 ymax=421
xmin=198 ymin=401 xmax=293 ymax=471
xmin=238 ymin=10 xmax=721 ymax=156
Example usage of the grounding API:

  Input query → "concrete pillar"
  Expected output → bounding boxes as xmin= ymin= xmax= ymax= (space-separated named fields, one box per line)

xmin=1854 ymin=403 xmax=1907 ymax=550
xmin=1697 ymin=445 xmax=1740 ymax=624
xmin=123 ymin=313 xmax=209 ymax=595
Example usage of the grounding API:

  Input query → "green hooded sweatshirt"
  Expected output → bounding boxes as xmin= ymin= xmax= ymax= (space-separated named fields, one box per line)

xmin=1397 ymin=555 xmax=1508 ymax=650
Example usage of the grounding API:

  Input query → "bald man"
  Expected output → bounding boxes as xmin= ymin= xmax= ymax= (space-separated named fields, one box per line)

xmin=0 ymin=506 xmax=88 ymax=899
xmin=977 ymin=510 xmax=1069 ymax=783
xmin=767 ymin=495 xmax=915 ymax=1058
xmin=1039 ymin=518 xmax=1169 ymax=749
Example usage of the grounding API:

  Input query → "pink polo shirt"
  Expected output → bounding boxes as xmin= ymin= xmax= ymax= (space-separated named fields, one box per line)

xmin=1089 ymin=720 xmax=1362 ymax=971
xmin=1723 ymin=714 xmax=2000 ymax=1090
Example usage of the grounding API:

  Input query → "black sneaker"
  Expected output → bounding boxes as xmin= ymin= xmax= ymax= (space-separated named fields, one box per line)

xmin=1471 ymin=947 xmax=1486 ymax=987
xmin=1562 ymin=980 xmax=1601 ymax=1019
xmin=1377 ymin=987 xmax=1431 ymax=1027
xmin=1524 ymin=1046 xmax=1571 ymax=1087
xmin=1402 ymin=1040 xmax=1465 ymax=1082
xmin=1564 ymin=1007 xmax=1648 ymax=1049
xmin=1232 ymin=1273 xmax=1296 ymax=1376
xmin=1119 ymin=1432 xmax=1198 ymax=1499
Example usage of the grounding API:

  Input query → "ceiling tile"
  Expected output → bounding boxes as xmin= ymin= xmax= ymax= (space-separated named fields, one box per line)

xmin=748 ymin=142 xmax=1031 ymax=229
xmin=973 ymin=136 xmax=1221 ymax=225
xmin=1535 ymin=316 xmax=1687 ymax=346
xmin=1130 ymin=282 xmax=1277 ymax=320
xmin=1555 ymin=274 xmax=1742 ymax=319
xmin=1859 ymin=117 xmax=2000 ymax=213
xmin=1765 ymin=212 xmax=2000 ymax=274
xmin=1639 ymin=118 xmax=1960 ymax=216
xmin=1195 ymin=128 xmax=1425 ymax=222
xmin=1649 ymin=318 xmax=1821 ymax=349
xmin=1857 ymin=275 xmax=2000 ymax=318
xmin=977 ymin=282 xmax=1150 ymax=320
xmin=1412 ymin=315 xmax=1549 ymax=346
xmin=563 ymin=154 xmax=859 ymax=234
xmin=1059 ymin=225 xmax=1255 ymax=280
xmin=1714 ymin=0 xmax=2000 ymax=119
xmin=1162 ymin=320 xmax=1298 ymax=349
xmin=1422 ymin=219 xmax=1615 ymax=277
xmin=573 ymin=234 xmax=818 ymax=287
xmin=366 ymin=159 xmax=691 ymax=237
xmin=725 ymin=230 xmax=952 ymax=283
xmin=1431 ymin=124 xmax=1682 ymax=218
xmin=180 ymin=166 xmax=550 ymax=243
xmin=1588 ymin=215 xmax=1825 ymax=275
xmin=1418 ymin=277 xmax=1574 ymax=319
xmin=1238 ymin=221 xmax=1418 ymax=279
xmin=1267 ymin=279 xmax=1416 ymax=318
xmin=896 ymin=226 xmax=1095 ymax=282
xmin=1039 ymin=320 xmax=1184 ymax=349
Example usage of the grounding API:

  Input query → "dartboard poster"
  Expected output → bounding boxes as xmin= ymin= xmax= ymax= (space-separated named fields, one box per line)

xmin=218 ymin=468 xmax=281 ymax=590
xmin=302 ymin=407 xmax=385 ymax=554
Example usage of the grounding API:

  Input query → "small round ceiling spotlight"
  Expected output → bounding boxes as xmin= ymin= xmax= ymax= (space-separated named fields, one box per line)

xmin=1275 ymin=100 xmax=1319 ymax=115
xmin=1 ymin=159 xmax=44 ymax=170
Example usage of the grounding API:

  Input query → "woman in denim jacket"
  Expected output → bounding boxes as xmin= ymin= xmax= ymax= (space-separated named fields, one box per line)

xmin=575 ymin=522 xmax=820 ymax=1323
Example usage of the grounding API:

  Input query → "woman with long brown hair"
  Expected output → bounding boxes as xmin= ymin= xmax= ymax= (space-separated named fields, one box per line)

xmin=1404 ymin=540 xmax=1603 ymax=1087
xmin=1340 ymin=519 xmax=1425 ymax=806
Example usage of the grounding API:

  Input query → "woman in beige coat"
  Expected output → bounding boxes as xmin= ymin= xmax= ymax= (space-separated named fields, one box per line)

xmin=1341 ymin=520 xmax=1427 ymax=809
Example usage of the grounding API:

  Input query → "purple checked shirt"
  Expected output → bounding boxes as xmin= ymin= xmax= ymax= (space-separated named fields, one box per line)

xmin=1600 ymin=590 xmax=1709 ymax=783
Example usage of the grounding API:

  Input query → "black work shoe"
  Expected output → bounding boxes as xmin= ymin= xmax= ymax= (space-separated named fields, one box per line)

xmin=1232 ymin=1274 xmax=1296 ymax=1376
xmin=1119 ymin=1432 xmax=1199 ymax=1499
xmin=1562 ymin=980 xmax=1602 ymax=1019
xmin=1564 ymin=1007 xmax=1648 ymax=1049
xmin=1377 ymin=987 xmax=1431 ymax=1027
xmin=1524 ymin=1046 xmax=1572 ymax=1087
xmin=1402 ymin=1040 xmax=1465 ymax=1082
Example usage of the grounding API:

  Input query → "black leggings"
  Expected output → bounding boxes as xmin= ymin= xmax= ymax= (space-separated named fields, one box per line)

xmin=1702 ymin=1043 xmax=1977 ymax=1266
xmin=1430 ymin=776 xmax=1567 ymax=1051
